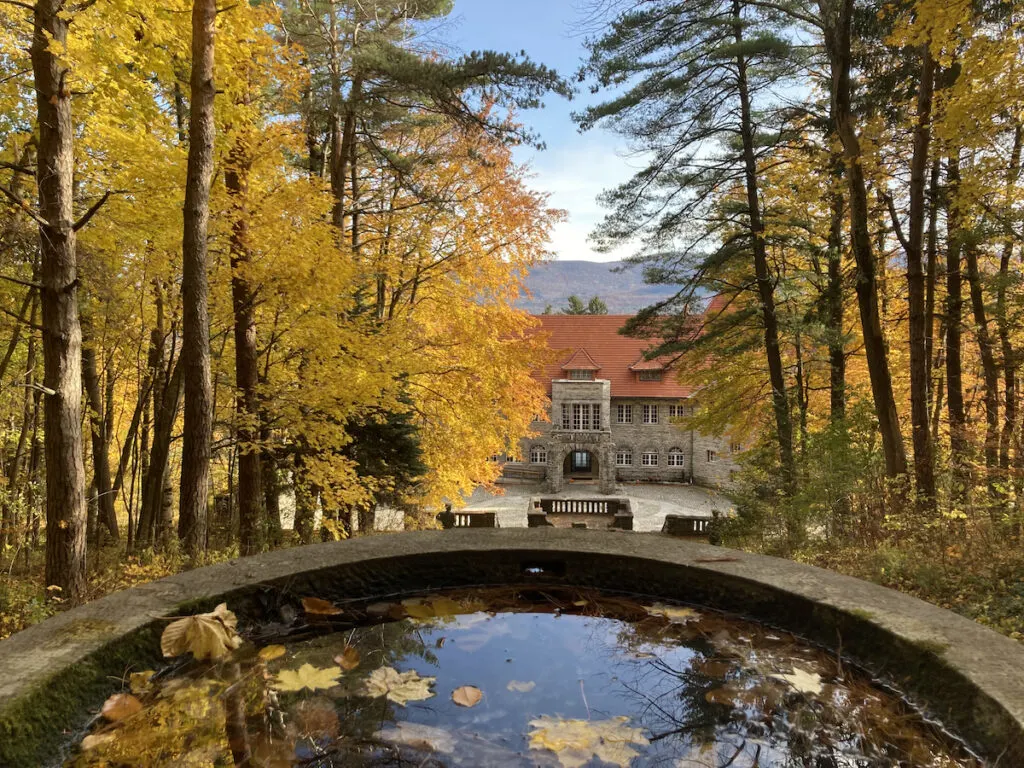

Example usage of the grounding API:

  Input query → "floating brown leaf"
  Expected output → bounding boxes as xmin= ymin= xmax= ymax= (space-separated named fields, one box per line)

xmin=361 ymin=666 xmax=435 ymax=705
xmin=128 ymin=670 xmax=155 ymax=694
xmin=160 ymin=603 xmax=242 ymax=660
xmin=334 ymin=645 xmax=360 ymax=671
xmin=451 ymin=685 xmax=483 ymax=707
xmin=302 ymin=596 xmax=342 ymax=616
xmin=258 ymin=644 xmax=287 ymax=661
xmin=101 ymin=693 xmax=143 ymax=722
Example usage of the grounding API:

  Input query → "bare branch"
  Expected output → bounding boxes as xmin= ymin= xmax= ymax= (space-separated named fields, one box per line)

xmin=0 ymin=273 xmax=42 ymax=291
xmin=0 ymin=184 xmax=47 ymax=228
xmin=73 ymin=189 xmax=118 ymax=232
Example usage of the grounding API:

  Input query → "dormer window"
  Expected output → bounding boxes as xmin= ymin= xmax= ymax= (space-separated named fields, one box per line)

xmin=638 ymin=370 xmax=663 ymax=382
xmin=568 ymin=369 xmax=594 ymax=381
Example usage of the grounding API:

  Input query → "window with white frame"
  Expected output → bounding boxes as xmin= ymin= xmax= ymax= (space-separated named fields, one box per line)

xmin=616 ymin=404 xmax=632 ymax=424
xmin=667 ymin=449 xmax=685 ymax=466
xmin=568 ymin=369 xmax=594 ymax=381
xmin=562 ymin=403 xmax=601 ymax=431
xmin=642 ymin=404 xmax=659 ymax=424
xmin=530 ymin=445 xmax=547 ymax=464
xmin=668 ymin=404 xmax=687 ymax=420
xmin=707 ymin=449 xmax=718 ymax=463
xmin=642 ymin=451 xmax=659 ymax=467
xmin=638 ymin=370 xmax=663 ymax=381
xmin=615 ymin=450 xmax=632 ymax=466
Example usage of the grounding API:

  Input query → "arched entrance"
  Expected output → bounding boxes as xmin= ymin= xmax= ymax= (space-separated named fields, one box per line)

xmin=563 ymin=449 xmax=598 ymax=481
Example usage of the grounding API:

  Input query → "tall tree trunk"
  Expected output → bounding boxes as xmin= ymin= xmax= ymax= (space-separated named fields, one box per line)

xmin=140 ymin=359 xmax=183 ymax=548
xmin=293 ymin=452 xmax=316 ymax=544
xmin=996 ymin=125 xmax=1022 ymax=477
xmin=82 ymin=343 xmax=118 ymax=542
xmin=964 ymin=242 xmax=1001 ymax=493
xmin=226 ymin=140 xmax=264 ymax=557
xmin=826 ymin=185 xmax=846 ymax=423
xmin=733 ymin=0 xmax=795 ymax=488
xmin=905 ymin=45 xmax=936 ymax=507
xmin=31 ymin=0 xmax=88 ymax=601
xmin=822 ymin=0 xmax=908 ymax=478
xmin=178 ymin=0 xmax=217 ymax=557
xmin=2 ymin=295 xmax=37 ymax=548
xmin=925 ymin=158 xmax=941 ymax=415
xmin=946 ymin=152 xmax=970 ymax=500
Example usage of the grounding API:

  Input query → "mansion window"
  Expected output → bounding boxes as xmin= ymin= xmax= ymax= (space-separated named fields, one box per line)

xmin=667 ymin=449 xmax=685 ymax=467
xmin=561 ymin=403 xmax=602 ymax=431
xmin=642 ymin=452 xmax=659 ymax=467
xmin=642 ymin=404 xmax=659 ymax=424
xmin=730 ymin=441 xmax=743 ymax=453
xmin=668 ymin=404 xmax=687 ymax=420
xmin=568 ymin=369 xmax=594 ymax=381
xmin=707 ymin=450 xmax=718 ymax=463
xmin=638 ymin=370 xmax=663 ymax=381
xmin=616 ymin=404 xmax=632 ymax=424
xmin=615 ymin=450 xmax=633 ymax=466
xmin=530 ymin=445 xmax=547 ymax=464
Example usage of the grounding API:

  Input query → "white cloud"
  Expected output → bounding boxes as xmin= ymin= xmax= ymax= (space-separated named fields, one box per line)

xmin=516 ymin=132 xmax=646 ymax=263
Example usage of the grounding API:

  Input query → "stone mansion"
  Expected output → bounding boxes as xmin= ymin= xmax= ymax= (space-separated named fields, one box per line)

xmin=500 ymin=313 xmax=740 ymax=493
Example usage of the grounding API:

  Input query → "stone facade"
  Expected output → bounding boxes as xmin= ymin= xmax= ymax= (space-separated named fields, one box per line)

xmin=506 ymin=381 xmax=739 ymax=494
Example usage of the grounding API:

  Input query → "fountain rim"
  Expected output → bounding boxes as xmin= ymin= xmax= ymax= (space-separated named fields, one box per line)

xmin=1 ymin=528 xmax=1022 ymax=766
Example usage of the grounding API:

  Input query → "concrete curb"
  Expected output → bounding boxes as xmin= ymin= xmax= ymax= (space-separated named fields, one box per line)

xmin=1 ymin=529 xmax=1021 ymax=765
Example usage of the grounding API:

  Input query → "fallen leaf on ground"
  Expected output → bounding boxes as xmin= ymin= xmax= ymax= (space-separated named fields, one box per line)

xmin=101 ymin=693 xmax=143 ymax=722
xmin=335 ymin=645 xmax=360 ymax=670
xmin=507 ymin=680 xmax=536 ymax=693
xmin=302 ymin=596 xmax=342 ymax=616
xmin=528 ymin=715 xmax=649 ymax=768
xmin=644 ymin=603 xmax=702 ymax=624
xmin=451 ymin=685 xmax=483 ymax=707
xmin=160 ymin=603 xmax=242 ymax=660
xmin=258 ymin=644 xmax=287 ymax=661
xmin=273 ymin=663 xmax=342 ymax=693
xmin=129 ymin=670 xmax=155 ymax=694
xmin=770 ymin=667 xmax=824 ymax=695
xmin=361 ymin=666 xmax=435 ymax=705
xmin=80 ymin=733 xmax=115 ymax=751
xmin=376 ymin=722 xmax=455 ymax=754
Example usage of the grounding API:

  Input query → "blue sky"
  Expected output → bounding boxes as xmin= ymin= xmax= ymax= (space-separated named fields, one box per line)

xmin=441 ymin=0 xmax=638 ymax=263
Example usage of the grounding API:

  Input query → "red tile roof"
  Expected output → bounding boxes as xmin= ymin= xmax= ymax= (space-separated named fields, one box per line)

xmin=561 ymin=348 xmax=601 ymax=371
xmin=533 ymin=314 xmax=694 ymax=399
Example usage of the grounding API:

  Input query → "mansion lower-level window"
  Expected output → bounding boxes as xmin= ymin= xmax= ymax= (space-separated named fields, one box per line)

xmin=616 ymin=404 xmax=632 ymax=424
xmin=642 ymin=404 xmax=659 ymax=424
xmin=615 ymin=450 xmax=632 ymax=466
xmin=561 ymin=403 xmax=602 ymax=430
xmin=667 ymin=449 xmax=685 ymax=466
xmin=642 ymin=452 xmax=658 ymax=467
xmin=668 ymin=404 xmax=686 ymax=419
xmin=530 ymin=446 xmax=547 ymax=464
xmin=707 ymin=449 xmax=718 ymax=463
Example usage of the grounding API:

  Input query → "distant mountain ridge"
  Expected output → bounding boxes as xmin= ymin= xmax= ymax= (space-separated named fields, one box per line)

xmin=518 ymin=260 xmax=679 ymax=314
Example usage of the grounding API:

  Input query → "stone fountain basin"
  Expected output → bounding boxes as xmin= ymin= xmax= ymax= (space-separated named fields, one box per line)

xmin=0 ymin=529 xmax=1022 ymax=766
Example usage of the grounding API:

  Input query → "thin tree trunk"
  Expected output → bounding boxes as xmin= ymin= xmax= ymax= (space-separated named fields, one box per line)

xmin=2 ymin=296 xmax=37 ymax=548
xmin=226 ymin=138 xmax=264 ymax=557
xmin=996 ymin=125 xmax=1022 ymax=476
xmin=946 ymin=151 xmax=970 ymax=500
xmin=178 ymin=0 xmax=217 ymax=557
xmin=31 ymin=0 xmax=88 ymax=601
xmin=826 ymin=185 xmax=846 ymax=422
xmin=822 ymin=0 xmax=907 ymax=478
xmin=925 ymin=158 xmax=941 ymax=415
xmin=904 ymin=45 xmax=936 ymax=507
xmin=140 ymin=359 xmax=183 ymax=548
xmin=83 ymin=340 xmax=118 ymax=541
xmin=733 ymin=0 xmax=795 ymax=488
xmin=964 ymin=242 xmax=1001 ymax=492
xmin=0 ymin=286 xmax=35 ymax=386
xmin=293 ymin=452 xmax=316 ymax=544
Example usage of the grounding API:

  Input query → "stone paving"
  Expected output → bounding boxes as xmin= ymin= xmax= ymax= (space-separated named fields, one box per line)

xmin=451 ymin=480 xmax=733 ymax=532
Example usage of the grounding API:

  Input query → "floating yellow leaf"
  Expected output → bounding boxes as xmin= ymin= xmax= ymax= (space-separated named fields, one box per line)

xmin=451 ymin=685 xmax=483 ymax=707
xmin=507 ymin=679 xmax=536 ymax=693
xmin=644 ymin=603 xmax=702 ymax=624
xmin=273 ymin=663 xmax=342 ymax=693
xmin=334 ymin=645 xmax=360 ymax=670
xmin=101 ymin=693 xmax=143 ymax=722
xmin=528 ymin=715 xmax=649 ymax=768
xmin=258 ymin=644 xmax=287 ymax=661
xmin=770 ymin=667 xmax=824 ymax=695
xmin=361 ymin=666 xmax=435 ymax=706
xmin=302 ymin=596 xmax=342 ymax=616
xmin=401 ymin=596 xmax=464 ymax=619
xmin=160 ymin=603 xmax=242 ymax=660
